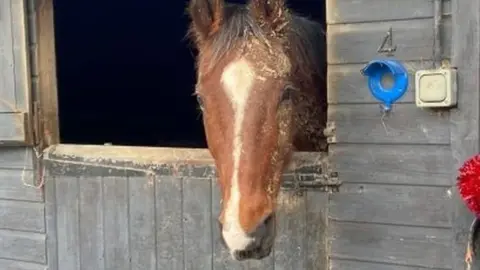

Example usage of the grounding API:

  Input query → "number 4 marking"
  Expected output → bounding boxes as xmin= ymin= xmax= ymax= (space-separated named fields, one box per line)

xmin=377 ymin=27 xmax=397 ymax=55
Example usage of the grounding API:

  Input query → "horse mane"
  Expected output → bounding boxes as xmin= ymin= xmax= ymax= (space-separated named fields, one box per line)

xmin=287 ymin=15 xmax=326 ymax=81
xmin=188 ymin=3 xmax=326 ymax=80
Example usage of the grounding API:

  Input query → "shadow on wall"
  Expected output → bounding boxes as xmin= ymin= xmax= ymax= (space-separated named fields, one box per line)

xmin=52 ymin=0 xmax=325 ymax=148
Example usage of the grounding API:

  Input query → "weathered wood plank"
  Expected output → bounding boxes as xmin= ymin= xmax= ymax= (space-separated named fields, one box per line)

xmin=0 ymin=169 xmax=42 ymax=201
xmin=0 ymin=147 xmax=34 ymax=170
xmin=0 ymin=105 xmax=29 ymax=146
xmin=0 ymin=0 xmax=17 ymax=113
xmin=103 ymin=176 xmax=130 ymax=270
xmin=305 ymin=191 xmax=328 ymax=270
xmin=328 ymin=104 xmax=450 ymax=144
xmin=0 ymin=258 xmax=46 ymax=270
xmin=45 ymin=174 xmax=58 ymax=270
xmin=155 ymin=176 xmax=183 ymax=270
xmin=328 ymin=221 xmax=452 ymax=269
xmin=0 ymin=199 xmax=44 ymax=233
xmin=128 ymin=176 xmax=156 ymax=270
xmin=11 ymin=0 xmax=31 ymax=113
xmin=330 ymin=144 xmax=453 ymax=186
xmin=327 ymin=17 xmax=452 ymax=64
xmin=450 ymin=0 xmax=480 ymax=269
xmin=36 ymin=0 xmax=60 ymax=146
xmin=0 ymin=229 xmax=46 ymax=264
xmin=79 ymin=177 xmax=104 ymax=270
xmin=327 ymin=0 xmax=451 ymax=24
xmin=330 ymin=184 xmax=451 ymax=227
xmin=329 ymin=258 xmax=448 ymax=270
xmin=183 ymin=177 xmax=212 ymax=270
xmin=0 ymin=0 xmax=32 ymax=145
xmin=211 ymin=180 xmax=274 ymax=270
xmin=55 ymin=176 xmax=80 ymax=270
xmin=43 ymin=144 xmax=330 ymax=177
xmin=327 ymin=61 xmax=434 ymax=104
xmin=274 ymin=191 xmax=307 ymax=270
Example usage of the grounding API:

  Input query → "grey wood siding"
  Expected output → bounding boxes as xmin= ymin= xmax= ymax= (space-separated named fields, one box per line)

xmin=44 ymin=176 xmax=327 ymax=270
xmin=450 ymin=0 xmax=480 ymax=269
xmin=326 ymin=0 xmax=456 ymax=269
xmin=43 ymin=147 xmax=330 ymax=270
xmin=0 ymin=148 xmax=45 ymax=270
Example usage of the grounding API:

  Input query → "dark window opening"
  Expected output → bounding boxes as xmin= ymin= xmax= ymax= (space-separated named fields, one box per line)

xmin=52 ymin=0 xmax=326 ymax=148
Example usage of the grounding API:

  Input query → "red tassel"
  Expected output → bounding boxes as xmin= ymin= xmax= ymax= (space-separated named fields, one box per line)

xmin=457 ymin=154 xmax=480 ymax=216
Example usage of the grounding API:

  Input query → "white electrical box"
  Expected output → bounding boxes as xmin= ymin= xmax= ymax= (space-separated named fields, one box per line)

xmin=415 ymin=68 xmax=457 ymax=108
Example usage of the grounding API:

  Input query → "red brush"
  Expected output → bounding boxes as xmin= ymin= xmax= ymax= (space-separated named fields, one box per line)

xmin=458 ymin=154 xmax=480 ymax=216
xmin=457 ymin=154 xmax=480 ymax=267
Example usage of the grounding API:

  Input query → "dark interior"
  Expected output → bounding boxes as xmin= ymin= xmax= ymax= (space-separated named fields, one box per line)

xmin=52 ymin=0 xmax=326 ymax=148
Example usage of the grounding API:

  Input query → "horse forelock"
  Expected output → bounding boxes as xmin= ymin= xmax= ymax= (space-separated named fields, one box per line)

xmin=192 ymin=3 xmax=325 ymax=81
xmin=205 ymin=4 xmax=268 ymax=71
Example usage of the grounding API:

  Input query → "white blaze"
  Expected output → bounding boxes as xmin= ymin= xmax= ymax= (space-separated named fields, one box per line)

xmin=220 ymin=58 xmax=256 ymax=254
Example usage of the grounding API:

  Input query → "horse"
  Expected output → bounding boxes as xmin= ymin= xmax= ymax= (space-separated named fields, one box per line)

xmin=187 ymin=0 xmax=327 ymax=261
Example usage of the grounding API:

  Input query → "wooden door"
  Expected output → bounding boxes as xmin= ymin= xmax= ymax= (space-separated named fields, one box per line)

xmin=43 ymin=144 xmax=338 ymax=270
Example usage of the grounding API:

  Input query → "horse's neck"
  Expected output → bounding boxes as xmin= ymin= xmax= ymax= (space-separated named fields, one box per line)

xmin=290 ymin=60 xmax=327 ymax=152
xmin=286 ymin=16 xmax=327 ymax=152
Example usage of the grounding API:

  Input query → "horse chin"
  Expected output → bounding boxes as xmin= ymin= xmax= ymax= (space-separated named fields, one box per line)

xmin=259 ymin=237 xmax=275 ymax=258
xmin=252 ymin=216 xmax=276 ymax=260
xmin=253 ymin=244 xmax=273 ymax=260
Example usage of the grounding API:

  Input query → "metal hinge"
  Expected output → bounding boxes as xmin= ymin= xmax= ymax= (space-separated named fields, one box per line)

xmin=281 ymin=163 xmax=341 ymax=194
xmin=30 ymin=101 xmax=48 ymax=189
xmin=32 ymin=101 xmax=44 ymax=149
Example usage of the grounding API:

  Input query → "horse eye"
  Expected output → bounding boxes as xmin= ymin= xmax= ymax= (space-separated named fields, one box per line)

xmin=279 ymin=86 xmax=294 ymax=104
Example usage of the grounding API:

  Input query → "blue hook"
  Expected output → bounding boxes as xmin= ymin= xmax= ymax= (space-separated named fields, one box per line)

xmin=361 ymin=59 xmax=409 ymax=111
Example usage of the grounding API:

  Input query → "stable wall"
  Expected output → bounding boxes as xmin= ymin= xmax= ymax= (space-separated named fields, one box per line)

xmin=326 ymin=0 xmax=471 ymax=269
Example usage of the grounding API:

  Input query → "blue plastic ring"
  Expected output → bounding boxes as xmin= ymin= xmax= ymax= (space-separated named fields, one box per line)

xmin=361 ymin=59 xmax=409 ymax=111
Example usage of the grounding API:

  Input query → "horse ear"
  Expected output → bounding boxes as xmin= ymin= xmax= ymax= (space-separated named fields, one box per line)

xmin=248 ymin=0 xmax=289 ymax=34
xmin=187 ymin=0 xmax=224 ymax=46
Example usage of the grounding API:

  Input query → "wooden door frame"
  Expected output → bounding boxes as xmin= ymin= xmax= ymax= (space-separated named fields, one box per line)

xmin=34 ymin=0 xmax=60 ymax=150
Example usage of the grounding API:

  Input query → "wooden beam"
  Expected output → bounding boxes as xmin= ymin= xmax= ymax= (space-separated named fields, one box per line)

xmin=36 ymin=0 xmax=59 ymax=148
